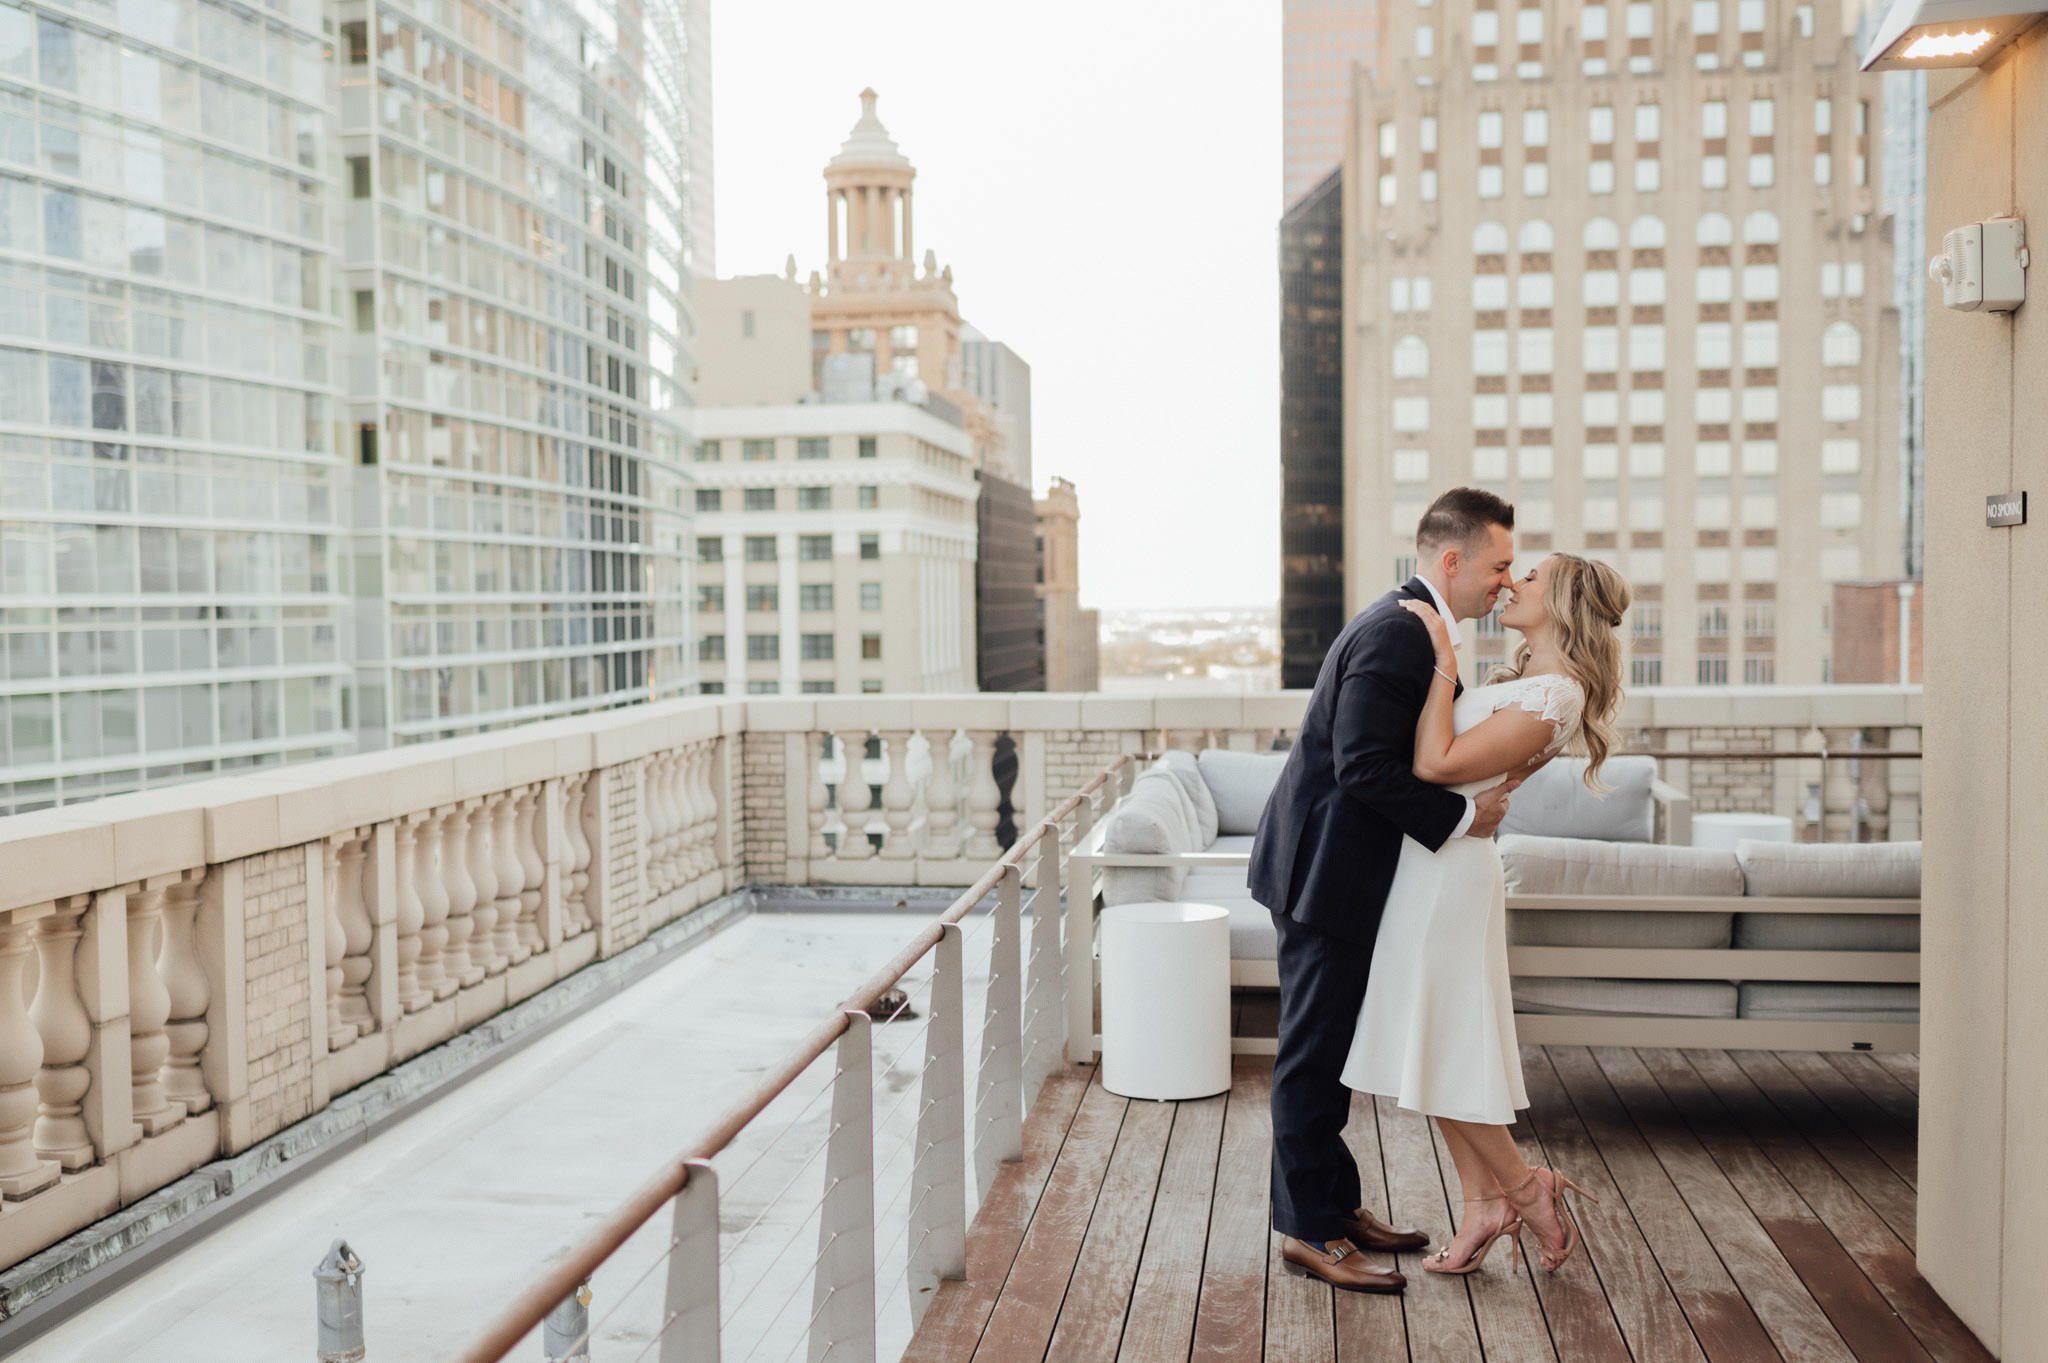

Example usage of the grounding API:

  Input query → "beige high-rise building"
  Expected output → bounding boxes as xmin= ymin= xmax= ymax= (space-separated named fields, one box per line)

xmin=1035 ymin=479 xmax=1100 ymax=691
xmin=1285 ymin=0 xmax=1386 ymax=208
xmin=1343 ymin=0 xmax=1899 ymax=685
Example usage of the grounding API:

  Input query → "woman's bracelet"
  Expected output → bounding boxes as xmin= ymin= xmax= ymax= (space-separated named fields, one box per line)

xmin=1432 ymin=664 xmax=1458 ymax=686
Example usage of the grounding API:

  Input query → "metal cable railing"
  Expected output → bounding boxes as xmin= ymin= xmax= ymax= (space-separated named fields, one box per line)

xmin=449 ymin=752 xmax=1136 ymax=1363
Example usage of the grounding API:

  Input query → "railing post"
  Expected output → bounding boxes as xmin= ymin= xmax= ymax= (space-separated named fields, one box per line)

xmin=658 ymin=1159 xmax=720 ymax=1363
xmin=811 ymin=1012 xmax=876 ymax=1363
xmin=1022 ymin=835 xmax=1064 ymax=1101
xmin=975 ymin=868 xmax=1023 ymax=1200
xmin=907 ymin=924 xmax=967 ymax=1325
xmin=1057 ymin=814 xmax=1096 ymax=1066
xmin=1890 ymin=727 xmax=1922 ymax=841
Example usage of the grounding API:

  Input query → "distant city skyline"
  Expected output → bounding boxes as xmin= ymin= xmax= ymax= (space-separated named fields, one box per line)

xmin=709 ymin=0 xmax=1284 ymax=611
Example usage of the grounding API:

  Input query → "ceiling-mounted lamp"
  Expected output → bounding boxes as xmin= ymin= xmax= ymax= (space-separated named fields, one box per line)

xmin=1860 ymin=0 xmax=2048 ymax=70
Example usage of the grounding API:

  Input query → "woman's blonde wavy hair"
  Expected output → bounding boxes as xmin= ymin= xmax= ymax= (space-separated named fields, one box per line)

xmin=1487 ymin=553 xmax=1632 ymax=789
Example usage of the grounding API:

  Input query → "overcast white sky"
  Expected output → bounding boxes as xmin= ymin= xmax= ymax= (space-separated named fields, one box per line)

xmin=709 ymin=1 xmax=1284 ymax=612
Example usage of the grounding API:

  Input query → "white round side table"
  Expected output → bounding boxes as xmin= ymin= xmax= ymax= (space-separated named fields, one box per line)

xmin=1098 ymin=901 xmax=1231 ymax=1101
xmin=1691 ymin=811 xmax=1796 ymax=852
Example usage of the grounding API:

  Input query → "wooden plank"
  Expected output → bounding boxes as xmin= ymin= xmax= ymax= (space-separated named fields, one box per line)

xmin=1335 ymin=1089 xmax=1409 ymax=1363
xmin=1726 ymin=1051 xmax=1916 ymax=1251
xmin=1871 ymin=1053 xmax=1919 ymax=1094
xmin=1679 ymin=1051 xmax=1992 ymax=1363
xmin=1190 ymin=1058 xmax=1272 ymax=1363
xmin=1427 ymin=1116 xmax=1558 ymax=1363
xmin=1819 ymin=1052 xmax=1919 ymax=1134
xmin=907 ymin=1064 xmax=1096 ymax=1363
xmin=1774 ymin=1052 xmax=1916 ymax=1188
xmin=1375 ymin=1094 xmax=1484 ymax=1363
xmin=1046 ymin=1097 xmax=1175 ymax=1363
xmin=1756 ymin=1216 xmax=1937 ymax=1363
xmin=1262 ymin=1225 xmax=1336 ymax=1362
xmin=971 ymin=1074 xmax=1130 ymax=1363
xmin=1591 ymin=1048 xmax=1854 ymax=1363
xmin=1545 ymin=1047 xmax=1784 ymax=1363
xmin=1116 ymin=1095 xmax=1226 ymax=1363
xmin=1519 ymin=1048 xmax=1704 ymax=1363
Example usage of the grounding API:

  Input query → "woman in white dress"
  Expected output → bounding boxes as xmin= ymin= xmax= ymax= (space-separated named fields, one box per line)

xmin=1340 ymin=552 xmax=1631 ymax=1275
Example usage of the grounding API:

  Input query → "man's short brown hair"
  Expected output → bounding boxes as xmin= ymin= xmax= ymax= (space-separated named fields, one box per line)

xmin=1415 ymin=487 xmax=1515 ymax=552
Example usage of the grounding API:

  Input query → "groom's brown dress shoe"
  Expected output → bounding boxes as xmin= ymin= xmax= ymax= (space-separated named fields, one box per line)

xmin=1343 ymin=1206 xmax=1430 ymax=1252
xmin=1279 ymin=1237 xmax=1407 ymax=1294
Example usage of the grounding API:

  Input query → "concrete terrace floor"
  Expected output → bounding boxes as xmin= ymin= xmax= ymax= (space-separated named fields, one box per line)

xmin=12 ymin=904 xmax=990 ymax=1363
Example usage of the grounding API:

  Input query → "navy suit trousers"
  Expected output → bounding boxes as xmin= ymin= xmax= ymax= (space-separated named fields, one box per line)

xmin=1267 ymin=909 xmax=1373 ymax=1244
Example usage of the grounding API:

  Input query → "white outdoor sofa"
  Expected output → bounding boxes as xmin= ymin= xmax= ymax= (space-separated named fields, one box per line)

xmin=1068 ymin=749 xmax=1921 ymax=1053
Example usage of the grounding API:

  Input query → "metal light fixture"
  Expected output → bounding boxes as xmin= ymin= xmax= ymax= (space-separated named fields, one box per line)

xmin=1860 ymin=0 xmax=2048 ymax=70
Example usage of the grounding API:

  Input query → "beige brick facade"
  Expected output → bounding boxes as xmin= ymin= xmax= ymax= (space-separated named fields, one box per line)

xmin=241 ymin=848 xmax=313 ymax=1143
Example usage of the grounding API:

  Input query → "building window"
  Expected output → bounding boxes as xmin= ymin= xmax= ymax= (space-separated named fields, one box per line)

xmin=861 ymin=633 xmax=882 ymax=661
xmin=746 ymin=584 xmax=778 ymax=612
xmin=1590 ymin=106 xmax=1616 ymax=144
xmin=747 ymin=634 xmax=779 ymax=662
xmin=744 ymin=487 xmax=776 ymax=511
xmin=1475 ymin=274 xmax=1510 ymax=310
xmin=1744 ymin=657 xmax=1775 ymax=684
xmin=1815 ymin=152 xmax=1833 ymax=186
xmin=697 ymin=584 xmax=724 ymax=613
xmin=797 ymin=486 xmax=832 ymax=511
xmin=1478 ymin=165 xmax=1504 ymax=198
xmin=1821 ymin=438 xmax=1861 ymax=473
xmin=1524 ymin=164 xmax=1550 ymax=196
xmin=1628 ymin=324 xmax=1665 ymax=369
xmin=1583 ymin=326 xmax=1620 ymax=370
xmin=860 ymin=582 xmax=882 ymax=611
xmin=349 ymin=155 xmax=372 ymax=198
xmin=1741 ymin=319 xmax=1778 ymax=364
xmin=745 ymin=536 xmax=776 ymax=562
xmin=1634 ymin=159 xmax=1661 ymax=192
xmin=797 ymin=437 xmax=829 ymax=460
xmin=743 ymin=439 xmax=775 ymax=461
xmin=859 ymin=533 xmax=880 ymax=560
xmin=801 ymin=583 xmax=834 ymax=612
xmin=1822 ymin=321 xmax=1861 ymax=366
xmin=695 ymin=440 xmax=721 ymax=462
xmin=1750 ymin=98 xmax=1775 ymax=135
xmin=1823 ymin=385 xmax=1862 ymax=422
xmin=801 ymin=681 xmax=835 ymax=695
xmin=1393 ymin=450 xmax=1431 ymax=483
xmin=858 ymin=436 xmax=878 ymax=459
xmin=1393 ymin=397 xmax=1431 ymax=433
xmin=1702 ymin=156 xmax=1728 ymax=189
xmin=1393 ymin=335 xmax=1431 ymax=378
xmin=1631 ymin=657 xmax=1664 ymax=686
xmin=747 ymin=681 xmax=780 ymax=695
xmin=799 ymin=534 xmax=833 ymax=561
xmin=801 ymin=633 xmax=835 ymax=661
xmin=696 ymin=536 xmax=723 ymax=563
xmin=1748 ymin=153 xmax=1775 ymax=187
xmin=1697 ymin=266 xmax=1734 ymax=303
xmin=700 ymin=682 xmax=726 ymax=695
xmin=698 ymin=635 xmax=725 ymax=662
xmin=1475 ymin=330 xmax=1511 ymax=375
xmin=1473 ymin=394 xmax=1510 ymax=429
xmin=1519 ymin=328 xmax=1555 ymax=372
xmin=857 ymin=486 xmax=879 ymax=510
xmin=695 ymin=488 xmax=722 ymax=512
xmin=1697 ymin=657 xmax=1730 ymax=685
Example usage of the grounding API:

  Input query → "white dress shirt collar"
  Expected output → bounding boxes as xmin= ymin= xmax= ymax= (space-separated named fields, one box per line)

xmin=1415 ymin=575 xmax=1465 ymax=649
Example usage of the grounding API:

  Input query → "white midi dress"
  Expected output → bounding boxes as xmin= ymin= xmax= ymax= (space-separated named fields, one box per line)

xmin=1338 ymin=672 xmax=1584 ymax=1125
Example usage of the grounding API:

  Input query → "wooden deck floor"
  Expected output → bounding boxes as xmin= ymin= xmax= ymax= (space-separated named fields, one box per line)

xmin=905 ymin=1049 xmax=1990 ymax=1363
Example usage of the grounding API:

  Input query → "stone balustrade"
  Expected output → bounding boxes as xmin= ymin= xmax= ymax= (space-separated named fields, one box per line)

xmin=0 ymin=685 xmax=1918 ymax=1272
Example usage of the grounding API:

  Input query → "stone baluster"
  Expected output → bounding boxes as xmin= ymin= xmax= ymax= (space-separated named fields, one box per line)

xmin=158 ymin=873 xmax=211 ymax=1113
xmin=641 ymin=756 xmax=668 ymax=894
xmin=31 ymin=898 xmax=94 ymax=1171
xmin=516 ymin=786 xmax=545 ymax=955
xmin=335 ymin=830 xmax=375 ymax=1037
xmin=126 ymin=884 xmax=182 ymax=1138
xmin=320 ymin=833 xmax=355 ymax=1051
xmin=492 ymin=789 xmax=526 ymax=967
xmin=1821 ymin=727 xmax=1859 ymax=843
xmin=0 ymin=914 xmax=59 ymax=1198
xmin=654 ymin=754 xmax=681 ymax=892
xmin=1890 ymin=727 xmax=1921 ymax=841
xmin=878 ymin=731 xmax=917 ymax=862
xmin=806 ymin=733 xmax=832 ymax=860
xmin=1863 ymin=731 xmax=1893 ymax=843
xmin=922 ymin=728 xmax=962 ymax=860
xmin=442 ymin=802 xmax=484 ymax=987
xmin=670 ymin=747 xmax=700 ymax=891
xmin=416 ymin=809 xmax=454 ymax=1000
xmin=964 ymin=731 xmax=1003 ymax=861
xmin=393 ymin=816 xmax=428 ymax=1012
xmin=834 ymin=730 xmax=875 ymax=861
xmin=690 ymin=744 xmax=718 ymax=879
xmin=563 ymin=777 xmax=593 ymax=935
xmin=468 ymin=795 xmax=503 ymax=976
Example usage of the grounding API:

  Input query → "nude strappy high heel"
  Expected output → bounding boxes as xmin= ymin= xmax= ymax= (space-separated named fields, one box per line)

xmin=1505 ymin=1167 xmax=1600 ymax=1272
xmin=1422 ymin=1193 xmax=1524 ymax=1276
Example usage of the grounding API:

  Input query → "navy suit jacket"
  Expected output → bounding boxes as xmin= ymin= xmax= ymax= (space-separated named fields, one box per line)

xmin=1246 ymin=579 xmax=1472 ymax=948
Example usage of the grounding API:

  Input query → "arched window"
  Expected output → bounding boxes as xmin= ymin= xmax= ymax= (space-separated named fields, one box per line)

xmin=1629 ymin=215 xmax=1666 ymax=249
xmin=1472 ymin=221 xmax=1510 ymax=254
xmin=1392 ymin=334 xmax=1431 ymax=378
xmin=1696 ymin=213 xmax=1733 ymax=246
xmin=1582 ymin=217 xmax=1620 ymax=250
xmin=1822 ymin=321 xmax=1861 ymax=366
xmin=1743 ymin=209 xmax=1780 ymax=243
xmin=1518 ymin=219 xmax=1555 ymax=252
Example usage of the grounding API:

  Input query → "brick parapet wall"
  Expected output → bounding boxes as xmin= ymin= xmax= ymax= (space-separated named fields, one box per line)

xmin=241 ymin=847 xmax=312 ymax=1143
xmin=741 ymin=732 xmax=789 ymax=881
xmin=605 ymin=761 xmax=644 ymax=949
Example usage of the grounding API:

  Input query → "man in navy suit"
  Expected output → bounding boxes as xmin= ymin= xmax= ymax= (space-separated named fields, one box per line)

xmin=1248 ymin=487 xmax=1522 ymax=1293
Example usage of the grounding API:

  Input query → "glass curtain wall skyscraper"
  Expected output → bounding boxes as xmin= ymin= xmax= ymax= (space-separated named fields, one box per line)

xmin=0 ymin=0 xmax=702 ymax=813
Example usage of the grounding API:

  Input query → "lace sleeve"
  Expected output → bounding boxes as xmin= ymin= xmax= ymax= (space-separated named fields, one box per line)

xmin=1493 ymin=674 xmax=1583 ymax=758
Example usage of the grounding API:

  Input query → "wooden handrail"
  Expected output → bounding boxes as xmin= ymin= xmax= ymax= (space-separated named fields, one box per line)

xmin=1621 ymin=749 xmax=1922 ymax=761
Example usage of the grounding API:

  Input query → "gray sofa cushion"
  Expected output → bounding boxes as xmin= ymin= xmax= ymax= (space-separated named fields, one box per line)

xmin=1196 ymin=750 xmax=1287 ymax=836
xmin=1099 ymin=779 xmax=1195 ymax=907
xmin=1499 ymin=755 xmax=1659 ymax=843
xmin=1211 ymin=835 xmax=1256 ymax=855
xmin=1155 ymin=751 xmax=1220 ymax=846
xmin=1508 ymin=909 xmax=1733 ymax=949
xmin=1733 ymin=912 xmax=1921 ymax=952
xmin=1735 ymin=839 xmax=1922 ymax=898
xmin=1512 ymin=977 xmax=1739 ymax=1018
xmin=1183 ymin=868 xmax=1253 ymax=900
xmin=1738 ymin=982 xmax=1920 ymax=1021
xmin=1186 ymin=896 xmax=1278 ymax=961
xmin=1502 ymin=835 xmax=1745 ymax=896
